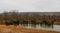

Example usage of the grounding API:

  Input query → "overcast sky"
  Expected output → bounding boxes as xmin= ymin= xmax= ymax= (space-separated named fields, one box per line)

xmin=0 ymin=0 xmax=60 ymax=13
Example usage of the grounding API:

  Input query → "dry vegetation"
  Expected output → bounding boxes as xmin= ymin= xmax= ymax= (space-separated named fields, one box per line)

xmin=0 ymin=12 xmax=60 ymax=25
xmin=0 ymin=25 xmax=59 ymax=33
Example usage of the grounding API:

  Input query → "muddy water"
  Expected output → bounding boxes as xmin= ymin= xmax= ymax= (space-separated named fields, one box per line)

xmin=19 ymin=24 xmax=60 ymax=32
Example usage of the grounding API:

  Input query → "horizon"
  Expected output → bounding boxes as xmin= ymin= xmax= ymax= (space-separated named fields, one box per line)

xmin=0 ymin=12 xmax=60 ymax=16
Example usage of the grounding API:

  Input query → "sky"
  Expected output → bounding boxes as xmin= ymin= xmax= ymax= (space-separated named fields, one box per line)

xmin=0 ymin=0 xmax=60 ymax=13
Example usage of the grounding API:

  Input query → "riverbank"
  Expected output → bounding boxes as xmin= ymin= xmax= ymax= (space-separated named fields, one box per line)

xmin=0 ymin=25 xmax=60 ymax=33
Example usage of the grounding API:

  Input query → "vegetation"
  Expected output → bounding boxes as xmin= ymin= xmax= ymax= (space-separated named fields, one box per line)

xmin=0 ymin=11 xmax=60 ymax=33
xmin=0 ymin=11 xmax=60 ymax=25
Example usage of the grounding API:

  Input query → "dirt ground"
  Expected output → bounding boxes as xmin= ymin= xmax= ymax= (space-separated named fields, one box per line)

xmin=0 ymin=25 xmax=60 ymax=33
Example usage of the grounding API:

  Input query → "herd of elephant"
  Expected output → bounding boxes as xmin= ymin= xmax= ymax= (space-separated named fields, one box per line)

xmin=5 ymin=20 xmax=54 ymax=26
xmin=5 ymin=20 xmax=37 ymax=26
xmin=5 ymin=20 xmax=34 ymax=25
xmin=5 ymin=20 xmax=20 ymax=26
xmin=40 ymin=21 xmax=54 ymax=27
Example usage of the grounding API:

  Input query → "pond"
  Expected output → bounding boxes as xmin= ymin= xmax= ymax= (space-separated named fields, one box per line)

xmin=19 ymin=24 xmax=60 ymax=32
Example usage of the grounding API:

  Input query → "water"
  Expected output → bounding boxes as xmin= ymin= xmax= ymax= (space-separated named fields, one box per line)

xmin=19 ymin=24 xmax=60 ymax=32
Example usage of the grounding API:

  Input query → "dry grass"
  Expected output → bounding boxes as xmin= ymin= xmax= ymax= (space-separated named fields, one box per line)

xmin=0 ymin=25 xmax=60 ymax=33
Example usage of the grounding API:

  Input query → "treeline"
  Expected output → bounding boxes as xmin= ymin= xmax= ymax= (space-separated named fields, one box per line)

xmin=0 ymin=11 xmax=60 ymax=23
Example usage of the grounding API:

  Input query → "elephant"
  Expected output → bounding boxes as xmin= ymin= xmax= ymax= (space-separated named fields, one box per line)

xmin=5 ymin=20 xmax=13 ymax=26
xmin=22 ymin=20 xmax=28 ymax=24
xmin=13 ymin=20 xmax=20 ymax=25
xmin=40 ymin=20 xmax=54 ymax=28
xmin=5 ymin=20 xmax=20 ymax=26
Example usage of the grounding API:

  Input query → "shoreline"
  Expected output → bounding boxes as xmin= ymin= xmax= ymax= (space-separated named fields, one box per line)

xmin=0 ymin=25 xmax=60 ymax=33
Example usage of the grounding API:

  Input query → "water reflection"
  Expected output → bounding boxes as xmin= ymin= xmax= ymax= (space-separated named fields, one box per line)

xmin=19 ymin=24 xmax=60 ymax=31
xmin=20 ymin=24 xmax=53 ymax=29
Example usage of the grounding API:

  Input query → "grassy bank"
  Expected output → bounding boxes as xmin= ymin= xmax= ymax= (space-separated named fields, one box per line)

xmin=0 ymin=25 xmax=60 ymax=33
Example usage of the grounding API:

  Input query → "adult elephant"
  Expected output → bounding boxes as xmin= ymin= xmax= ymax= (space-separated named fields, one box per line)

xmin=40 ymin=20 xmax=54 ymax=28
xmin=22 ymin=20 xmax=28 ymax=24
xmin=5 ymin=20 xmax=20 ymax=26
xmin=5 ymin=20 xmax=13 ymax=25
xmin=13 ymin=20 xmax=20 ymax=26
xmin=40 ymin=20 xmax=48 ymax=26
